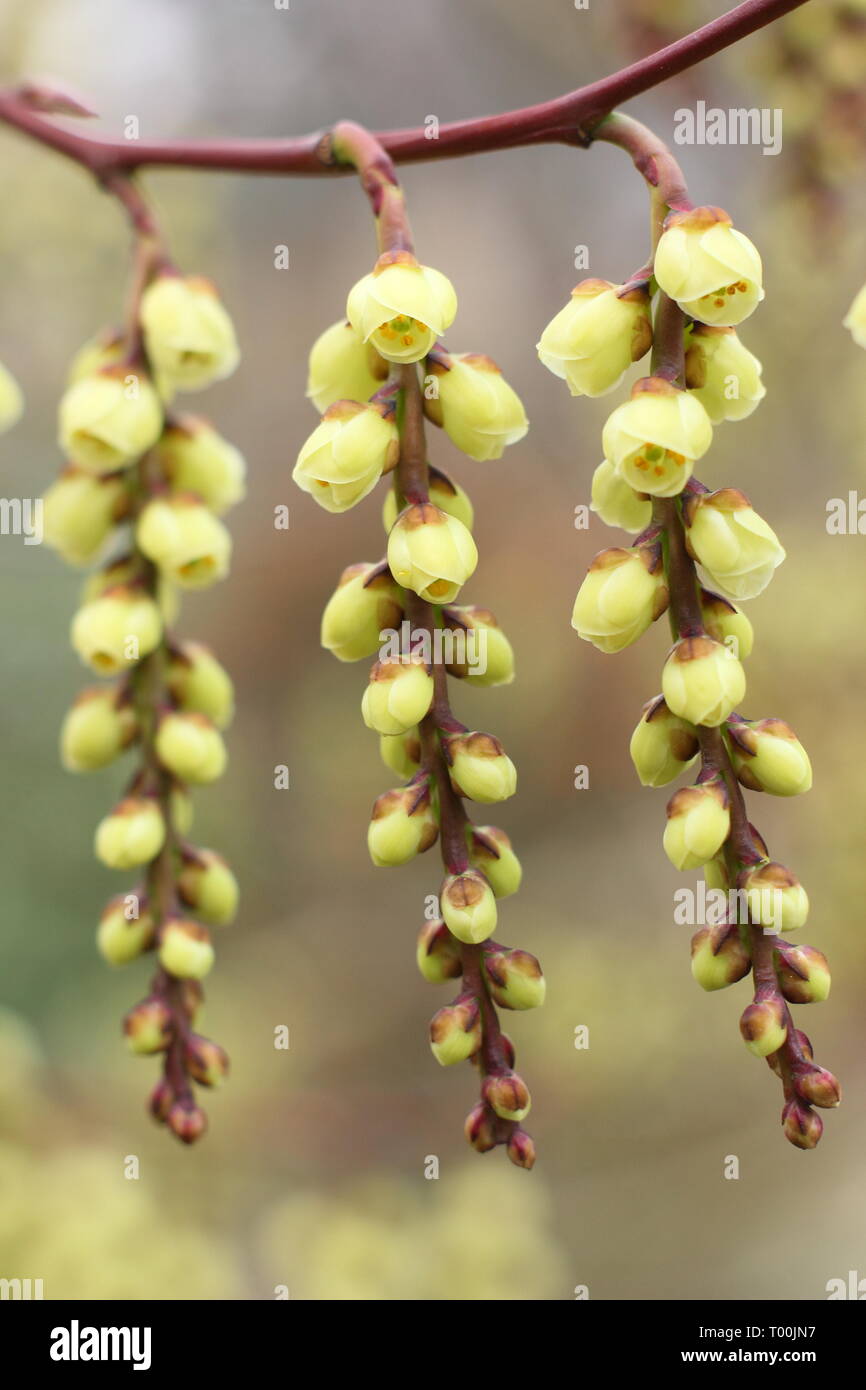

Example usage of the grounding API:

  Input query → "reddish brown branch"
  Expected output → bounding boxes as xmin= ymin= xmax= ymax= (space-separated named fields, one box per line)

xmin=0 ymin=2 xmax=810 ymax=177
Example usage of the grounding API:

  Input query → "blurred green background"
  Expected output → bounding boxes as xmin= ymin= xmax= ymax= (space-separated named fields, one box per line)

xmin=0 ymin=0 xmax=865 ymax=1300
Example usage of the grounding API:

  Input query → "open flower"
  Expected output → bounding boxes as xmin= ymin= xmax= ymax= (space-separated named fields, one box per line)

xmin=136 ymin=495 xmax=232 ymax=589
xmin=684 ymin=489 xmax=785 ymax=600
xmin=684 ymin=325 xmax=765 ymax=423
xmin=347 ymin=250 xmax=457 ymax=364
xmin=294 ymin=400 xmax=399 ymax=513
xmin=654 ymin=206 xmax=763 ymax=327
xmin=71 ymin=586 xmax=162 ymax=674
xmin=602 ymin=377 xmax=712 ymax=497
xmin=537 ymin=280 xmax=652 ymax=397
xmin=423 ymin=352 xmax=528 ymax=460
xmin=140 ymin=274 xmax=239 ymax=391
xmin=43 ymin=468 xmax=130 ymax=566
xmin=59 ymin=367 xmax=163 ymax=473
xmin=387 ymin=501 xmax=477 ymax=603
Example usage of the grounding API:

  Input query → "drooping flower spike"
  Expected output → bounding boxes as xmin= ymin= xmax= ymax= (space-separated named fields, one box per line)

xmin=293 ymin=121 xmax=540 ymax=1167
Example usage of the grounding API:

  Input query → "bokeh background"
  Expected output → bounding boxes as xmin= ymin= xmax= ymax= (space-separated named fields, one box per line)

xmin=0 ymin=0 xmax=864 ymax=1300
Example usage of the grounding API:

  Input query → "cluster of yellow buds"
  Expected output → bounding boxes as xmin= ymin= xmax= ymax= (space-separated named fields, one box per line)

xmin=44 ymin=262 xmax=241 ymax=1143
xmin=297 ymin=229 xmax=541 ymax=1165
xmin=542 ymin=200 xmax=838 ymax=1147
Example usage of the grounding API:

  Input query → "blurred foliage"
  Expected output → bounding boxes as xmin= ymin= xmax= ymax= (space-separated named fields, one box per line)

xmin=0 ymin=0 xmax=864 ymax=1301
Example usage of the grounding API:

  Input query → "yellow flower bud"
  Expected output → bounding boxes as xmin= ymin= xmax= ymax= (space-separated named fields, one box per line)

xmin=58 ymin=367 xmax=163 ymax=473
xmin=429 ymin=998 xmax=482 ymax=1066
xmin=690 ymin=925 xmax=751 ymax=991
xmin=728 ymin=717 xmax=812 ymax=796
xmin=0 ymin=360 xmax=24 ymax=432
xmin=60 ymin=686 xmax=137 ymax=772
xmin=416 ymin=919 xmax=463 ymax=984
xmin=387 ymin=501 xmax=477 ymax=604
xmin=154 ymin=417 xmax=246 ymax=514
xmin=572 ymin=544 xmax=667 ymax=653
xmin=700 ymin=590 xmax=754 ymax=660
xmin=602 ymin=377 xmax=712 ymax=497
xmin=306 ymin=318 xmax=387 ymax=412
xmin=94 ymin=795 xmax=165 ymax=870
xmin=663 ymin=780 xmax=730 ymax=871
xmin=178 ymin=848 xmax=239 ymax=926
xmin=590 ymin=459 xmax=652 ymax=534
xmin=442 ymin=606 xmax=515 ymax=687
xmin=155 ymin=711 xmax=227 ymax=784
xmin=654 ymin=206 xmax=764 ymax=326
xmin=629 ymin=695 xmax=699 ymax=787
xmin=776 ymin=944 xmax=831 ymax=1004
xmin=158 ymin=917 xmax=215 ymax=979
xmin=684 ymin=489 xmax=785 ymax=600
xmin=662 ymin=635 xmax=746 ymax=727
xmin=440 ymin=869 xmax=497 ymax=944
xmin=71 ymin=586 xmax=163 ymax=675
xmin=81 ymin=558 xmax=175 ymax=622
xmin=446 ymin=731 xmax=517 ymax=803
xmin=347 ymin=250 xmax=457 ymax=364
xmin=483 ymin=1071 xmax=531 ymax=1122
xmin=379 ymin=728 xmax=422 ymax=779
xmin=136 ymin=495 xmax=232 ymax=589
xmin=68 ymin=328 xmax=175 ymax=401
xmin=320 ymin=561 xmax=403 ymax=662
xmin=739 ymin=997 xmax=787 ymax=1057
xmin=124 ymin=997 xmax=173 ymax=1054
xmin=383 ymin=463 xmax=473 ymax=532
xmin=367 ymin=783 xmax=438 ymax=866
xmin=294 ymin=399 xmax=399 ymax=513
xmin=97 ymin=896 xmax=156 ymax=966
xmin=43 ymin=468 xmax=130 ymax=566
xmin=467 ymin=825 xmax=522 ymax=898
xmin=423 ymin=352 xmax=528 ymax=460
xmin=537 ymin=279 xmax=652 ymax=396
xmin=167 ymin=640 xmax=234 ymax=729
xmin=843 ymin=282 xmax=866 ymax=348
xmin=740 ymin=861 xmax=809 ymax=932
xmin=140 ymin=273 xmax=239 ymax=391
xmin=484 ymin=948 xmax=545 ymax=1010
xmin=684 ymin=325 xmax=765 ymax=423
xmin=361 ymin=656 xmax=434 ymax=735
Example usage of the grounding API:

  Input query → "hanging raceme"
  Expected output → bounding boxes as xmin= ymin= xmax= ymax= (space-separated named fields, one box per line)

xmin=293 ymin=123 xmax=540 ymax=1168
xmin=43 ymin=176 xmax=242 ymax=1144
xmin=551 ymin=111 xmax=839 ymax=1148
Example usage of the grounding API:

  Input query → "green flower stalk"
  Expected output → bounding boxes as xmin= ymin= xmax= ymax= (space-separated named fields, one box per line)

xmin=294 ymin=123 xmax=541 ymax=1167
xmin=549 ymin=111 xmax=839 ymax=1149
xmin=43 ymin=175 xmax=241 ymax=1144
